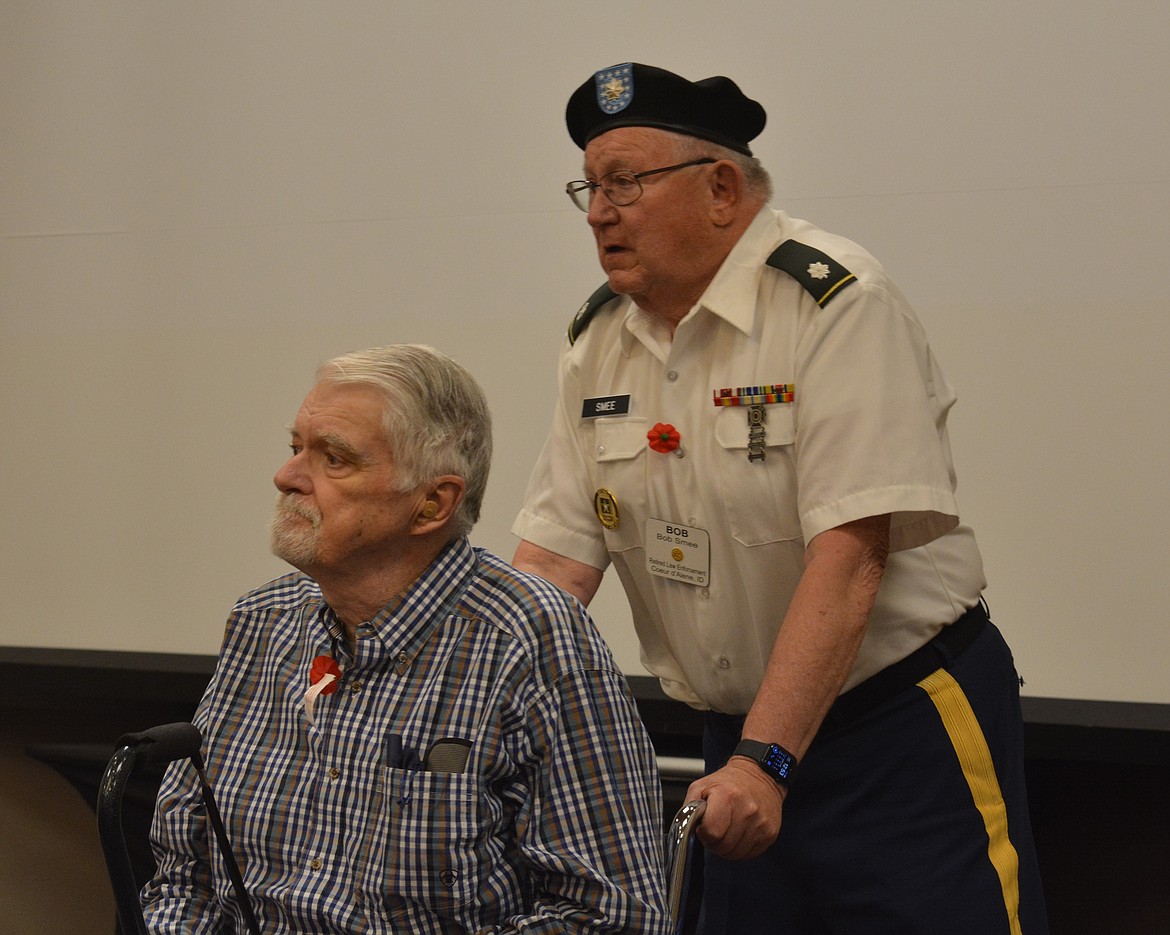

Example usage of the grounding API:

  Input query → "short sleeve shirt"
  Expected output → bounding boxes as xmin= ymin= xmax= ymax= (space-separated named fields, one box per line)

xmin=514 ymin=208 xmax=985 ymax=713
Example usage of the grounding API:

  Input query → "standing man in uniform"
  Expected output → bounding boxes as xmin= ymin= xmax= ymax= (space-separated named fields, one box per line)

xmin=512 ymin=63 xmax=1047 ymax=934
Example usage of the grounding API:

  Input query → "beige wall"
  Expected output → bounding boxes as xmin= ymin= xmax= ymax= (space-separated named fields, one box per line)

xmin=4 ymin=1 xmax=1169 ymax=703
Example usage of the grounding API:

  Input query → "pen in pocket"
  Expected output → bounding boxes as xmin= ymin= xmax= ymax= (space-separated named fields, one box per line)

xmin=383 ymin=731 xmax=403 ymax=769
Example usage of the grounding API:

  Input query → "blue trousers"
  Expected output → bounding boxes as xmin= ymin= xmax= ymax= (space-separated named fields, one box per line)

xmin=698 ymin=620 xmax=1048 ymax=934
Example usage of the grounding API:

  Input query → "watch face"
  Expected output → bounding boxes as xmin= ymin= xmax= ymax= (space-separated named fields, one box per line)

xmin=763 ymin=744 xmax=795 ymax=781
xmin=733 ymin=739 xmax=796 ymax=786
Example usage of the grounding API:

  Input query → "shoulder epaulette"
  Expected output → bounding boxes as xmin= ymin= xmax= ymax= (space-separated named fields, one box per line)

xmin=766 ymin=240 xmax=857 ymax=308
xmin=568 ymin=283 xmax=618 ymax=345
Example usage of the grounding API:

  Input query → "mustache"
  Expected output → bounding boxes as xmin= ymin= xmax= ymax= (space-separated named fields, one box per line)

xmin=272 ymin=493 xmax=321 ymax=526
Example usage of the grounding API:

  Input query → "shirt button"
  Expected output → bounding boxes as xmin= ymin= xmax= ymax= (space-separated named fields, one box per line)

xmin=327 ymin=766 xmax=340 ymax=781
xmin=310 ymin=858 xmax=323 ymax=871
xmin=718 ymin=656 xmax=731 ymax=669
xmin=350 ymin=680 xmax=363 ymax=694
xmin=596 ymin=444 xmax=606 ymax=456
xmin=666 ymin=370 xmax=679 ymax=382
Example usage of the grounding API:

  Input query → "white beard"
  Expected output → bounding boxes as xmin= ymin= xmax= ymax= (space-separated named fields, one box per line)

xmin=269 ymin=493 xmax=322 ymax=567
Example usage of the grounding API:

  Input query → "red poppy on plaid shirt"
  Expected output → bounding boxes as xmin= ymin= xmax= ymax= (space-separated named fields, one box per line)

xmin=309 ymin=655 xmax=340 ymax=695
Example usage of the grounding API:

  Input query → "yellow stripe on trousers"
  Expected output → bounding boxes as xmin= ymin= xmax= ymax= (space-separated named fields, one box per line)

xmin=917 ymin=669 xmax=1023 ymax=935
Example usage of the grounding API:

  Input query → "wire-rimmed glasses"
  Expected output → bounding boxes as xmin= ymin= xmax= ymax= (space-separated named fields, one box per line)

xmin=565 ymin=158 xmax=716 ymax=212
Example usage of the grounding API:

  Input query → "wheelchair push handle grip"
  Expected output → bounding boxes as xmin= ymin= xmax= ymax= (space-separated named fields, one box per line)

xmin=115 ymin=721 xmax=203 ymax=767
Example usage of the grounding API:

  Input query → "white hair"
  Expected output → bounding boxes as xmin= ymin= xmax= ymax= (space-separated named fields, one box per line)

xmin=316 ymin=344 xmax=492 ymax=538
xmin=671 ymin=132 xmax=773 ymax=204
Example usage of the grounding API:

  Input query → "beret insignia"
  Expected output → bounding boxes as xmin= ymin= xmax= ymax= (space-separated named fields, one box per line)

xmin=595 ymin=63 xmax=634 ymax=114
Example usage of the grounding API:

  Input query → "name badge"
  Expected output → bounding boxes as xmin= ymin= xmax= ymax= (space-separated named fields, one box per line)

xmin=645 ymin=519 xmax=710 ymax=587
xmin=581 ymin=394 xmax=631 ymax=418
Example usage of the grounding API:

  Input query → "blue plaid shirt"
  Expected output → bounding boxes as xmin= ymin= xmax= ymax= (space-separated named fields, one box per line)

xmin=143 ymin=539 xmax=670 ymax=933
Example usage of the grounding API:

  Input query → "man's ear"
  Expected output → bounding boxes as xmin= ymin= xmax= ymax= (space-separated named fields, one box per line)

xmin=413 ymin=475 xmax=466 ymax=533
xmin=708 ymin=160 xmax=744 ymax=226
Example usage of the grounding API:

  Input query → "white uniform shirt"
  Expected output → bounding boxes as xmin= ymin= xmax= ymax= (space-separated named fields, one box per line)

xmin=514 ymin=207 xmax=985 ymax=713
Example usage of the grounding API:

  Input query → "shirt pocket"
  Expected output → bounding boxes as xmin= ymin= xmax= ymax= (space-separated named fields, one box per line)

xmin=590 ymin=417 xmax=649 ymax=552
xmin=713 ymin=406 xmax=803 ymax=545
xmin=380 ymin=769 xmax=482 ymax=914
xmin=592 ymin=416 xmax=649 ymax=464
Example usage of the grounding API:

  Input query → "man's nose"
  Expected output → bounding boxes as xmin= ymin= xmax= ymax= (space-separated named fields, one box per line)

xmin=274 ymin=453 xmax=310 ymax=494
xmin=586 ymin=190 xmax=619 ymax=227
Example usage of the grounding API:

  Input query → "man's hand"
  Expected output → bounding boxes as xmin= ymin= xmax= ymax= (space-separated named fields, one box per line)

xmin=685 ymin=758 xmax=786 ymax=860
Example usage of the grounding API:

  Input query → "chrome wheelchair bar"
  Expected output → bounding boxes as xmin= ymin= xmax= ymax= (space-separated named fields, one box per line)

xmin=664 ymin=799 xmax=706 ymax=935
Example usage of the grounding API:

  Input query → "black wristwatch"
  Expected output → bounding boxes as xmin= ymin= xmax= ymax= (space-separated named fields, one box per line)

xmin=733 ymin=739 xmax=797 ymax=788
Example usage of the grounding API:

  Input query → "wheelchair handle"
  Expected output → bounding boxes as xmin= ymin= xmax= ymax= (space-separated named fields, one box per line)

xmin=664 ymin=799 xmax=707 ymax=933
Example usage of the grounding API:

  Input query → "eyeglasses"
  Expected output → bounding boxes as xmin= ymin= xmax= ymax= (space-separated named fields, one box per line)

xmin=565 ymin=158 xmax=716 ymax=212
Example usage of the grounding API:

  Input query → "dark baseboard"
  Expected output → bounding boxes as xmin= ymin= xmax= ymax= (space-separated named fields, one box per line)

xmin=5 ymin=646 xmax=1166 ymax=760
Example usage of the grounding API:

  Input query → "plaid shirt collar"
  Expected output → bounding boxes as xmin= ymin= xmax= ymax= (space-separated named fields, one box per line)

xmin=317 ymin=537 xmax=477 ymax=670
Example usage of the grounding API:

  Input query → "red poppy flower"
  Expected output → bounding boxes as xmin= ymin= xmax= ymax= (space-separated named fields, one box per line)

xmin=648 ymin=422 xmax=681 ymax=454
xmin=309 ymin=655 xmax=341 ymax=695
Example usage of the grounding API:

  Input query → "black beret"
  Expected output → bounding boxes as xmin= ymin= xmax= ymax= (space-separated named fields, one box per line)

xmin=566 ymin=62 xmax=766 ymax=156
